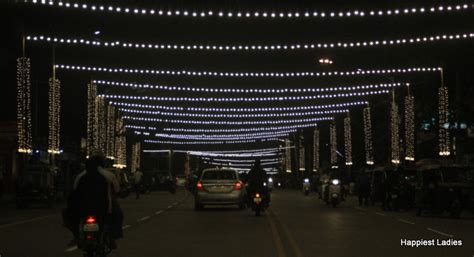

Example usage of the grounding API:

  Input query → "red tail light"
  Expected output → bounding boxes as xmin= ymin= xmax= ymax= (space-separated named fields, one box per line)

xmin=86 ymin=216 xmax=96 ymax=224
xmin=196 ymin=181 xmax=203 ymax=190
xmin=86 ymin=235 xmax=94 ymax=240
xmin=234 ymin=182 xmax=242 ymax=190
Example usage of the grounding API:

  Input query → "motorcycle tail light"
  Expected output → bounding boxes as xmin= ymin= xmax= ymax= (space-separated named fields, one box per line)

xmin=86 ymin=216 xmax=96 ymax=224
xmin=255 ymin=193 xmax=260 ymax=198
xmin=196 ymin=181 xmax=203 ymax=190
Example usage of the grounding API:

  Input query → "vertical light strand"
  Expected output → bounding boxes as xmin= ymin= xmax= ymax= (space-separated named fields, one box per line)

xmin=344 ymin=113 xmax=353 ymax=166
xmin=17 ymin=57 xmax=33 ymax=153
xmin=285 ymin=138 xmax=292 ymax=173
xmin=95 ymin=96 xmax=107 ymax=154
xmin=86 ymin=83 xmax=97 ymax=157
xmin=131 ymin=142 xmax=141 ymax=172
xmin=106 ymin=105 xmax=116 ymax=159
xmin=313 ymin=127 xmax=320 ymax=172
xmin=404 ymin=91 xmax=415 ymax=161
xmin=48 ymin=78 xmax=60 ymax=154
xmin=330 ymin=121 xmax=338 ymax=168
xmin=114 ymin=117 xmax=127 ymax=168
xmin=391 ymin=94 xmax=400 ymax=165
xmin=438 ymin=75 xmax=450 ymax=156
xmin=299 ymin=134 xmax=305 ymax=172
xmin=363 ymin=106 xmax=374 ymax=165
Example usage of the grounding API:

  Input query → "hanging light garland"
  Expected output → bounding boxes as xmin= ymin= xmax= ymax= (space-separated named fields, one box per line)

xmin=159 ymin=124 xmax=317 ymax=133
xmin=95 ymin=96 xmax=107 ymax=154
xmin=330 ymin=121 xmax=338 ymax=167
xmin=404 ymin=92 xmax=415 ymax=161
xmin=344 ymin=113 xmax=353 ymax=166
xmin=363 ymin=106 xmax=374 ymax=165
xmin=55 ymin=64 xmax=440 ymax=78
xmin=114 ymin=135 xmax=127 ymax=168
xmin=285 ymin=139 xmax=292 ymax=173
xmin=133 ymin=131 xmax=289 ymax=141
xmin=313 ymin=128 xmax=320 ymax=171
xmin=111 ymin=100 xmax=368 ymax=112
xmin=131 ymin=142 xmax=141 ymax=172
xmin=391 ymin=95 xmax=400 ymax=165
xmin=48 ymin=77 xmax=61 ymax=154
xmin=28 ymin=32 xmax=474 ymax=52
xmin=106 ymin=105 xmax=116 ymax=159
xmin=17 ymin=57 xmax=33 ymax=153
xmin=86 ymin=83 xmax=97 ymax=157
xmin=25 ymin=1 xmax=472 ymax=20
xmin=143 ymin=138 xmax=280 ymax=145
xmin=299 ymin=134 xmax=305 ymax=172
xmin=438 ymin=78 xmax=450 ymax=156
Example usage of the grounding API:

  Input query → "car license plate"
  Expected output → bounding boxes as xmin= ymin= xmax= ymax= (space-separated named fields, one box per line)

xmin=253 ymin=197 xmax=262 ymax=203
xmin=83 ymin=223 xmax=99 ymax=232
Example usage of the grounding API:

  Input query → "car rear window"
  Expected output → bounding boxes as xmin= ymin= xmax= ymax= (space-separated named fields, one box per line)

xmin=202 ymin=170 xmax=237 ymax=180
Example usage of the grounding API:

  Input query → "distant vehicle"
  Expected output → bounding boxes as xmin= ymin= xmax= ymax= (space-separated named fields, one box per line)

xmin=175 ymin=175 xmax=187 ymax=187
xmin=194 ymin=168 xmax=246 ymax=210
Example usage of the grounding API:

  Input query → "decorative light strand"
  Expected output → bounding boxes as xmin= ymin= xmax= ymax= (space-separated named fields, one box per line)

xmin=438 ymin=86 xmax=450 ymax=156
xmin=344 ymin=114 xmax=353 ymax=166
xmin=28 ymin=32 xmax=474 ymax=52
xmin=111 ymin=100 xmax=368 ymax=112
xmin=330 ymin=121 xmax=338 ymax=166
xmin=143 ymin=138 xmax=280 ymax=145
xmin=17 ymin=57 xmax=33 ymax=153
xmin=363 ymin=106 xmax=374 ymax=165
xmin=48 ymin=78 xmax=61 ymax=154
xmin=123 ymin=116 xmax=333 ymax=125
xmin=299 ymin=134 xmax=305 ymax=171
xmin=285 ymin=139 xmax=292 ymax=173
xmin=160 ymin=124 xmax=319 ymax=133
xmin=134 ymin=131 xmax=290 ymax=141
xmin=313 ymin=128 xmax=320 ymax=171
xmin=86 ymin=83 xmax=97 ymax=157
xmin=119 ymin=108 xmax=349 ymax=118
xmin=26 ymin=1 xmax=473 ymax=20
xmin=146 ymin=130 xmax=294 ymax=139
xmin=96 ymin=96 xmax=107 ymax=154
xmin=404 ymin=94 xmax=415 ymax=161
xmin=204 ymin=161 xmax=280 ymax=167
xmin=99 ymin=89 xmax=395 ymax=102
xmin=106 ymin=105 xmax=116 ymax=159
xmin=94 ymin=80 xmax=404 ymax=94
xmin=131 ymin=142 xmax=141 ymax=172
xmin=391 ymin=98 xmax=400 ymax=164
xmin=114 ymin=135 xmax=127 ymax=168
xmin=200 ymin=158 xmax=278 ymax=163
xmin=56 ymin=64 xmax=441 ymax=78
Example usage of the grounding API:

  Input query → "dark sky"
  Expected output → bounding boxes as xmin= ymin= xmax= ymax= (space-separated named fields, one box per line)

xmin=3 ymin=0 xmax=474 ymax=162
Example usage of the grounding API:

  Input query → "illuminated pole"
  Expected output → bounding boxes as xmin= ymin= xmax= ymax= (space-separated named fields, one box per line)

xmin=364 ymin=105 xmax=374 ymax=165
xmin=48 ymin=44 xmax=61 ymax=157
xmin=344 ymin=113 xmax=353 ymax=166
xmin=106 ymin=105 xmax=116 ymax=160
xmin=313 ymin=127 xmax=320 ymax=172
xmin=17 ymin=35 xmax=33 ymax=154
xmin=438 ymin=68 xmax=450 ymax=156
xmin=86 ymin=81 xmax=97 ymax=157
xmin=330 ymin=121 xmax=338 ymax=168
xmin=391 ymin=90 xmax=400 ymax=165
xmin=404 ymin=86 xmax=415 ymax=161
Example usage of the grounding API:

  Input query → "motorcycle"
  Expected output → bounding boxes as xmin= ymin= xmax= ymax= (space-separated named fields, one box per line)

xmin=303 ymin=178 xmax=311 ymax=196
xmin=251 ymin=192 xmax=265 ymax=216
xmin=78 ymin=215 xmax=112 ymax=257
xmin=325 ymin=179 xmax=342 ymax=208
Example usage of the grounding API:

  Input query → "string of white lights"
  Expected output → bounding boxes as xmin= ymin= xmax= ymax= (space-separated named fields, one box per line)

xmin=200 ymin=158 xmax=278 ymax=163
xmin=94 ymin=80 xmax=404 ymax=94
xmin=147 ymin=132 xmax=290 ymax=141
xmin=133 ymin=130 xmax=296 ymax=138
xmin=143 ymin=138 xmax=280 ymax=145
xmin=56 ymin=64 xmax=441 ymax=78
xmin=111 ymin=101 xmax=368 ymax=112
xmin=147 ymin=147 xmax=289 ymax=154
xmin=159 ymin=124 xmax=318 ymax=133
xmin=124 ymin=116 xmax=333 ymax=125
xmin=27 ymin=32 xmax=474 ymax=52
xmin=204 ymin=161 xmax=280 ymax=167
xmin=119 ymin=108 xmax=349 ymax=118
xmin=26 ymin=1 xmax=473 ymax=20
xmin=99 ymin=89 xmax=393 ymax=102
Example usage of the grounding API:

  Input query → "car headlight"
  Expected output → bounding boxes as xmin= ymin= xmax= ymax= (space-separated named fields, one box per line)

xmin=331 ymin=179 xmax=340 ymax=185
xmin=304 ymin=178 xmax=309 ymax=183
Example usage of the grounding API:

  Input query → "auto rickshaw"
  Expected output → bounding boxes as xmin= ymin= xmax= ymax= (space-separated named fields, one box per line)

xmin=16 ymin=164 xmax=57 ymax=208
xmin=415 ymin=163 xmax=474 ymax=218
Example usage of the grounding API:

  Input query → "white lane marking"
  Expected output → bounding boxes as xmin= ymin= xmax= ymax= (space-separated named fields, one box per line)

xmin=397 ymin=219 xmax=415 ymax=225
xmin=375 ymin=212 xmax=387 ymax=216
xmin=138 ymin=216 xmax=150 ymax=222
xmin=0 ymin=214 xmax=56 ymax=229
xmin=65 ymin=246 xmax=78 ymax=252
xmin=155 ymin=210 xmax=164 ymax=215
xmin=122 ymin=224 xmax=131 ymax=229
xmin=427 ymin=228 xmax=454 ymax=238
xmin=167 ymin=205 xmax=173 ymax=209
xmin=173 ymin=202 xmax=179 ymax=205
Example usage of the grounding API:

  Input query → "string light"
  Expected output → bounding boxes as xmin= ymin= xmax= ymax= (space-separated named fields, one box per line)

xmin=119 ymin=108 xmax=349 ymax=118
xmin=143 ymin=138 xmax=280 ymax=145
xmin=391 ymin=96 xmax=400 ymax=164
xmin=48 ymin=78 xmax=61 ymax=154
xmin=149 ymin=130 xmax=294 ymax=139
xmin=106 ymin=105 xmax=116 ymax=159
xmin=319 ymin=58 xmax=333 ymax=64
xmin=55 ymin=64 xmax=441 ymax=78
xmin=330 ymin=121 xmax=338 ymax=166
xmin=344 ymin=114 xmax=353 ymax=166
xmin=123 ymin=116 xmax=334 ymax=125
xmin=438 ymin=84 xmax=450 ymax=156
xmin=299 ymin=134 xmax=305 ymax=171
xmin=114 ymin=135 xmax=127 ymax=168
xmin=99 ymin=89 xmax=395 ymax=102
xmin=313 ymin=128 xmax=320 ymax=171
xmin=86 ymin=83 xmax=97 ymax=157
xmin=285 ymin=139 xmax=292 ymax=173
xmin=28 ymin=33 xmax=474 ymax=52
xmin=160 ymin=124 xmax=319 ymax=133
xmin=204 ymin=161 xmax=280 ymax=167
xmin=131 ymin=142 xmax=141 ymax=172
xmin=96 ymin=96 xmax=107 ymax=154
xmin=94 ymin=80 xmax=403 ymax=94
xmin=17 ymin=57 xmax=33 ymax=153
xmin=111 ymin=101 xmax=368 ymax=112
xmin=363 ymin=106 xmax=374 ymax=165
xmin=135 ymin=131 xmax=290 ymax=141
xmin=404 ymin=93 xmax=415 ymax=161
xmin=25 ymin=1 xmax=473 ymax=20
xmin=201 ymin=158 xmax=279 ymax=163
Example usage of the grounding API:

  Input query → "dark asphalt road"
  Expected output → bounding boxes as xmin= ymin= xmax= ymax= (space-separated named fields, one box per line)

xmin=0 ymin=189 xmax=473 ymax=257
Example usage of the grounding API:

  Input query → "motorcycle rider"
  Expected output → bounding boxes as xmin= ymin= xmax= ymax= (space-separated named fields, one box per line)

xmin=246 ymin=159 xmax=270 ymax=207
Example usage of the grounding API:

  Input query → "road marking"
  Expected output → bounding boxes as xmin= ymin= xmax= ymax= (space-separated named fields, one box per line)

xmin=397 ymin=219 xmax=415 ymax=225
xmin=138 ymin=216 xmax=150 ymax=222
xmin=122 ymin=224 xmax=131 ymax=229
xmin=0 ymin=214 xmax=56 ymax=229
xmin=65 ymin=246 xmax=78 ymax=252
xmin=167 ymin=205 xmax=173 ymax=209
xmin=173 ymin=202 xmax=179 ymax=205
xmin=270 ymin=210 xmax=304 ymax=257
xmin=427 ymin=228 xmax=454 ymax=238
xmin=375 ymin=212 xmax=387 ymax=216
xmin=155 ymin=210 xmax=164 ymax=215
xmin=267 ymin=211 xmax=287 ymax=257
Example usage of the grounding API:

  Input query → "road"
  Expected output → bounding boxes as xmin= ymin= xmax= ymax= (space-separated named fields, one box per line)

xmin=0 ymin=188 xmax=473 ymax=257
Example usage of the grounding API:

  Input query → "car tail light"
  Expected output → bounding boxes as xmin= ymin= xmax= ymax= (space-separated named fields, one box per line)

xmin=196 ymin=181 xmax=203 ymax=190
xmin=234 ymin=181 xmax=242 ymax=190
xmin=86 ymin=216 xmax=96 ymax=224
